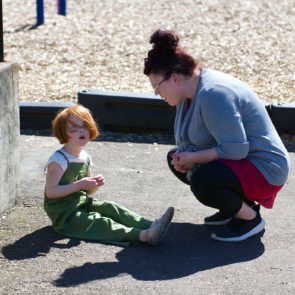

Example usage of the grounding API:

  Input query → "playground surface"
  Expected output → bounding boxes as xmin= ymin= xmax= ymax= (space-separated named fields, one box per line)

xmin=0 ymin=132 xmax=294 ymax=294
xmin=3 ymin=0 xmax=295 ymax=104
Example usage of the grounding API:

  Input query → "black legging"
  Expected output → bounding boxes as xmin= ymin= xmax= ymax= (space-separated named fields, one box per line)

xmin=167 ymin=148 xmax=250 ymax=217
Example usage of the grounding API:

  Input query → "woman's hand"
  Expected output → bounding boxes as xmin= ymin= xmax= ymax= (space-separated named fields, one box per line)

xmin=170 ymin=148 xmax=219 ymax=173
xmin=171 ymin=152 xmax=196 ymax=172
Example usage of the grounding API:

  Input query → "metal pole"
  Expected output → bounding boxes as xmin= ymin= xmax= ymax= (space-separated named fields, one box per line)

xmin=36 ymin=0 xmax=44 ymax=26
xmin=57 ymin=0 xmax=66 ymax=16
xmin=0 ymin=0 xmax=4 ymax=62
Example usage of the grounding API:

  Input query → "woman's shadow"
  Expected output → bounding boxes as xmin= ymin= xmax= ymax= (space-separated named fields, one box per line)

xmin=52 ymin=222 xmax=265 ymax=287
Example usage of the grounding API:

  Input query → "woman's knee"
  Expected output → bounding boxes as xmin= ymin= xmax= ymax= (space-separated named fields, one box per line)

xmin=167 ymin=147 xmax=190 ymax=185
xmin=167 ymin=147 xmax=178 ymax=169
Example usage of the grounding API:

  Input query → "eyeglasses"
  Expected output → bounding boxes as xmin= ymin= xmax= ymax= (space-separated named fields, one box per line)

xmin=67 ymin=120 xmax=88 ymax=133
xmin=152 ymin=73 xmax=171 ymax=92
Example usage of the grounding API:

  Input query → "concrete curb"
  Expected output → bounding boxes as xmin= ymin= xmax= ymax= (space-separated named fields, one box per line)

xmin=19 ymin=90 xmax=295 ymax=134
xmin=77 ymin=89 xmax=175 ymax=133
xmin=20 ymin=101 xmax=75 ymax=130
xmin=270 ymin=103 xmax=295 ymax=134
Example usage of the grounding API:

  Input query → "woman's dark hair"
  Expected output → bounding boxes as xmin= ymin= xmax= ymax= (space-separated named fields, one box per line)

xmin=144 ymin=29 xmax=200 ymax=77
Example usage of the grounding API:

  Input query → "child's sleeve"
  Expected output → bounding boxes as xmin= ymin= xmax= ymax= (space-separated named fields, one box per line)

xmin=43 ymin=151 xmax=68 ymax=175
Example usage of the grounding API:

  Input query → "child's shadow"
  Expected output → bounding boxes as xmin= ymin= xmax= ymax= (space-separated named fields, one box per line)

xmin=1 ymin=226 xmax=80 ymax=260
xmin=54 ymin=222 xmax=265 ymax=286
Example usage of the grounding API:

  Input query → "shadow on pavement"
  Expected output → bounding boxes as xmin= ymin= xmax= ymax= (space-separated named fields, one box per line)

xmin=1 ymin=226 xmax=81 ymax=260
xmin=52 ymin=222 xmax=265 ymax=286
xmin=1 ymin=223 xmax=265 ymax=285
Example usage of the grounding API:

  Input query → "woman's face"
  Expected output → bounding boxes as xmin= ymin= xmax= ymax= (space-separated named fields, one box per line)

xmin=149 ymin=73 xmax=184 ymax=106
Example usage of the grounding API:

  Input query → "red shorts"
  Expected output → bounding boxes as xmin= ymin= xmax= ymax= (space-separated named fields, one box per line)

xmin=219 ymin=159 xmax=283 ymax=208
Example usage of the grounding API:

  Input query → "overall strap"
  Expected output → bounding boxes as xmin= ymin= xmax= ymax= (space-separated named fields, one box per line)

xmin=57 ymin=150 xmax=90 ymax=168
xmin=56 ymin=150 xmax=69 ymax=165
xmin=86 ymin=155 xmax=90 ymax=167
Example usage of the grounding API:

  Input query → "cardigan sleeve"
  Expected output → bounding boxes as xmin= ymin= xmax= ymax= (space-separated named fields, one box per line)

xmin=201 ymin=86 xmax=249 ymax=160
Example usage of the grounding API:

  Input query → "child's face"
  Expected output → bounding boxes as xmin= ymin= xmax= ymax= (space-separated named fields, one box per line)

xmin=66 ymin=114 xmax=90 ymax=146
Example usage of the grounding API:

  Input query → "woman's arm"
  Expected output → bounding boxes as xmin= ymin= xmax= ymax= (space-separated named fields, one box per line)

xmin=201 ymin=88 xmax=249 ymax=160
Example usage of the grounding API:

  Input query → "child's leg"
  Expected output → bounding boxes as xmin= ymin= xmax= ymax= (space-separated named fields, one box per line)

xmin=89 ymin=200 xmax=152 ymax=230
xmin=66 ymin=210 xmax=142 ymax=243
xmin=64 ymin=202 xmax=173 ymax=245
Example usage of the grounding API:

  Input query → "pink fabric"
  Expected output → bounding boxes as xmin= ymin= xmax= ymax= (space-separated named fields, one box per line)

xmin=219 ymin=159 xmax=283 ymax=208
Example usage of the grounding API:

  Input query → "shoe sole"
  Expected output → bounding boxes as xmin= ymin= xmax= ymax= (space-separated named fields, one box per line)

xmin=204 ymin=217 xmax=232 ymax=226
xmin=211 ymin=218 xmax=265 ymax=242
xmin=159 ymin=207 xmax=174 ymax=241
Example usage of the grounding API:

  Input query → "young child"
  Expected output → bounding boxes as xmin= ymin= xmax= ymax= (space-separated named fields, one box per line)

xmin=44 ymin=104 xmax=174 ymax=246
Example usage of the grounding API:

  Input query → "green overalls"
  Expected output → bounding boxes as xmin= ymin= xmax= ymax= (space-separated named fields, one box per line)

xmin=44 ymin=150 xmax=152 ymax=245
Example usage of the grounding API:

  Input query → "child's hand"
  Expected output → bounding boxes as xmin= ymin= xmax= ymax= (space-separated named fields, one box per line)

xmin=77 ymin=175 xmax=104 ymax=191
xmin=93 ymin=174 xmax=105 ymax=187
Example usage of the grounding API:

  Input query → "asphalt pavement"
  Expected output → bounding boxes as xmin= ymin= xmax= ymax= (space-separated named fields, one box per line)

xmin=0 ymin=131 xmax=294 ymax=295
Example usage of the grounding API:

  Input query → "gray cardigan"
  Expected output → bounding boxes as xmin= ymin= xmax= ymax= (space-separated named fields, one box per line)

xmin=174 ymin=68 xmax=290 ymax=186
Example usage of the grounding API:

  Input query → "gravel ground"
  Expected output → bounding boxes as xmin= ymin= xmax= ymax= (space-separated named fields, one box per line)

xmin=2 ymin=0 xmax=295 ymax=103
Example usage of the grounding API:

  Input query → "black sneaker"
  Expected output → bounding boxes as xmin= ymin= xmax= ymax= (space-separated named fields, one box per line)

xmin=211 ymin=211 xmax=265 ymax=242
xmin=204 ymin=212 xmax=232 ymax=225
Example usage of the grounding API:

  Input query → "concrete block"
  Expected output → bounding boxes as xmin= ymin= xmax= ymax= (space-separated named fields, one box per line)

xmin=264 ymin=102 xmax=271 ymax=116
xmin=0 ymin=63 xmax=20 ymax=216
xmin=269 ymin=103 xmax=295 ymax=134
xmin=20 ymin=101 xmax=75 ymax=130
xmin=78 ymin=89 xmax=176 ymax=133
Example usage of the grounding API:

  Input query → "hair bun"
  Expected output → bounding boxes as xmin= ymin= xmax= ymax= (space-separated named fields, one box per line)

xmin=150 ymin=29 xmax=179 ymax=52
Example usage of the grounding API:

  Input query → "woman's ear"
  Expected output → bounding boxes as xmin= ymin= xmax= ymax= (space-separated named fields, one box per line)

xmin=171 ymin=72 xmax=181 ymax=85
xmin=171 ymin=72 xmax=178 ymax=83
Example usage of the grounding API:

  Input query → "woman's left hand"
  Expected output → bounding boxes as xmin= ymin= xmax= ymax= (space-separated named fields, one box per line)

xmin=171 ymin=152 xmax=196 ymax=172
